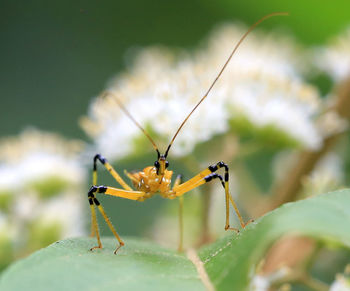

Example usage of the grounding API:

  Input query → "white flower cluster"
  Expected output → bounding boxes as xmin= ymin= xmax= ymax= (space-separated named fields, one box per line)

xmin=273 ymin=151 xmax=345 ymax=196
xmin=330 ymin=273 xmax=350 ymax=291
xmin=314 ymin=27 xmax=350 ymax=81
xmin=0 ymin=129 xmax=86 ymax=266
xmin=250 ymin=267 xmax=290 ymax=291
xmin=82 ymin=23 xmax=323 ymax=162
xmin=302 ymin=152 xmax=345 ymax=196
xmin=0 ymin=130 xmax=84 ymax=190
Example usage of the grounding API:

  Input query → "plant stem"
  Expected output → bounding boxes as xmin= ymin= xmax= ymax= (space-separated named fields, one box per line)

xmin=261 ymin=76 xmax=350 ymax=291
xmin=271 ymin=271 xmax=329 ymax=291
xmin=264 ymin=75 xmax=350 ymax=214
xmin=298 ymin=274 xmax=329 ymax=291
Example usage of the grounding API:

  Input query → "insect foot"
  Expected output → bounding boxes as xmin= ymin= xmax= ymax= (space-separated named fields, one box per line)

xmin=225 ymin=225 xmax=240 ymax=233
xmin=90 ymin=245 xmax=102 ymax=251
xmin=114 ymin=242 xmax=125 ymax=255
xmin=242 ymin=219 xmax=255 ymax=228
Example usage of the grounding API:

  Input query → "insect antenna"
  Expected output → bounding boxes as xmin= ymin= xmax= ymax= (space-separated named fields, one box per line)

xmin=164 ymin=12 xmax=288 ymax=158
xmin=101 ymin=91 xmax=161 ymax=157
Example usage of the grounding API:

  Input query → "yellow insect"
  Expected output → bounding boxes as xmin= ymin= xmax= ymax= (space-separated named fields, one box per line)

xmin=88 ymin=12 xmax=288 ymax=254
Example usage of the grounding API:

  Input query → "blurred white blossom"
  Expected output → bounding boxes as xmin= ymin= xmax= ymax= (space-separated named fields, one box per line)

xmin=251 ymin=275 xmax=270 ymax=291
xmin=250 ymin=267 xmax=290 ymax=291
xmin=273 ymin=151 xmax=345 ymax=196
xmin=33 ymin=195 xmax=84 ymax=239
xmin=0 ymin=129 xmax=84 ymax=188
xmin=330 ymin=274 xmax=350 ymax=291
xmin=81 ymin=23 xmax=323 ymax=162
xmin=302 ymin=152 xmax=345 ymax=196
xmin=0 ymin=129 xmax=86 ymax=268
xmin=314 ymin=27 xmax=350 ymax=81
xmin=316 ymin=110 xmax=348 ymax=139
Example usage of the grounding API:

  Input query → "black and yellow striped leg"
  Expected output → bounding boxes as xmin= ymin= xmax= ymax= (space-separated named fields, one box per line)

xmin=93 ymin=154 xmax=132 ymax=191
xmin=173 ymin=161 xmax=249 ymax=232
xmin=91 ymin=154 xmax=133 ymax=237
xmin=174 ymin=175 xmax=184 ymax=252
xmin=88 ymin=186 xmax=125 ymax=254
xmin=208 ymin=161 xmax=247 ymax=229
xmin=88 ymin=194 xmax=102 ymax=249
xmin=203 ymin=172 xmax=238 ymax=232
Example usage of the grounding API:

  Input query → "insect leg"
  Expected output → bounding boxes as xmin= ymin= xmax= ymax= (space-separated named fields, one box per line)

xmin=173 ymin=161 xmax=249 ymax=231
xmin=91 ymin=155 xmax=133 ymax=238
xmin=88 ymin=194 xmax=102 ymax=250
xmin=202 ymin=172 xmax=238 ymax=232
xmin=208 ymin=161 xmax=247 ymax=229
xmin=173 ymin=175 xmax=184 ymax=252
xmin=87 ymin=185 xmax=145 ymax=254
xmin=93 ymin=154 xmax=132 ymax=191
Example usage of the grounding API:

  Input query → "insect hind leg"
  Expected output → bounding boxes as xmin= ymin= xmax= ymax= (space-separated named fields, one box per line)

xmin=174 ymin=175 xmax=185 ymax=252
xmin=173 ymin=161 xmax=250 ymax=231
xmin=203 ymin=172 xmax=239 ymax=232
xmin=208 ymin=161 xmax=248 ymax=229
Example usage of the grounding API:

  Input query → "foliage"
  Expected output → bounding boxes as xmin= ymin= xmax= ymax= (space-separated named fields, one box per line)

xmin=1 ymin=190 xmax=349 ymax=291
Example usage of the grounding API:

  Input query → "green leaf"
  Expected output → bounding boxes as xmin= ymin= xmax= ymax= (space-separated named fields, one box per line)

xmin=0 ymin=238 xmax=204 ymax=291
xmin=1 ymin=190 xmax=349 ymax=291
xmin=199 ymin=189 xmax=350 ymax=290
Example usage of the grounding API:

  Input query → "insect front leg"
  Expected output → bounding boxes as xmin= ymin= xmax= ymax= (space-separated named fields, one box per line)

xmin=207 ymin=161 xmax=249 ymax=229
xmin=93 ymin=154 xmax=133 ymax=190
xmin=87 ymin=185 xmax=145 ymax=254
xmin=91 ymin=154 xmax=134 ymax=237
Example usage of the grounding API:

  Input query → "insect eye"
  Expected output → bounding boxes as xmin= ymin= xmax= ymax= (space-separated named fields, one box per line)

xmin=154 ymin=161 xmax=160 ymax=168
xmin=165 ymin=161 xmax=169 ymax=168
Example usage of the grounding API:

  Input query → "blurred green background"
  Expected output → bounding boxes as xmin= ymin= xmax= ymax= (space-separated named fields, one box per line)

xmin=1 ymin=0 xmax=350 ymax=139
xmin=1 ymin=0 xmax=350 ymax=238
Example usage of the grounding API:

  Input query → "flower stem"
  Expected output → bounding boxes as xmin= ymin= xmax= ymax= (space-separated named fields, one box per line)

xmin=265 ymin=75 xmax=350 ymax=214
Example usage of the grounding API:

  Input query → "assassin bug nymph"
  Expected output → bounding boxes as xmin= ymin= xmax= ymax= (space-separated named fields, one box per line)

xmin=88 ymin=12 xmax=288 ymax=254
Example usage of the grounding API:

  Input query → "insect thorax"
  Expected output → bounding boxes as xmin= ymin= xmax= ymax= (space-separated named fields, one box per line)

xmin=126 ymin=166 xmax=173 ymax=194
